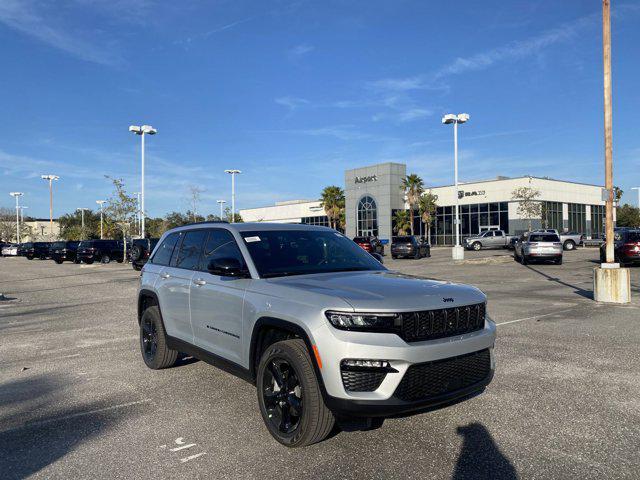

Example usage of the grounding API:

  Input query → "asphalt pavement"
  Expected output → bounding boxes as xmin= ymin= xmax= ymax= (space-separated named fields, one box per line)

xmin=0 ymin=247 xmax=639 ymax=479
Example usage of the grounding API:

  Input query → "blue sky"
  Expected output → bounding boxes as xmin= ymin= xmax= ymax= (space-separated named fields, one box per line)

xmin=1 ymin=0 xmax=639 ymax=218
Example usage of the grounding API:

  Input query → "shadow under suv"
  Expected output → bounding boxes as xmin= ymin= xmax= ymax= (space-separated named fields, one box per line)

xmin=137 ymin=223 xmax=496 ymax=447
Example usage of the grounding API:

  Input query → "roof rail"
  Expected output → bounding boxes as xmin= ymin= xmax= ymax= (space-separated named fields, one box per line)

xmin=180 ymin=220 xmax=230 ymax=227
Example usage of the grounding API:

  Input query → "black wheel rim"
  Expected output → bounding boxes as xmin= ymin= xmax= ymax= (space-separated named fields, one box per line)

xmin=262 ymin=359 xmax=303 ymax=435
xmin=141 ymin=319 xmax=158 ymax=360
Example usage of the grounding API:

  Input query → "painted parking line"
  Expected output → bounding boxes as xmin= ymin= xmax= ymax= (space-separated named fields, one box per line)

xmin=0 ymin=399 xmax=151 ymax=434
xmin=495 ymin=308 xmax=576 ymax=326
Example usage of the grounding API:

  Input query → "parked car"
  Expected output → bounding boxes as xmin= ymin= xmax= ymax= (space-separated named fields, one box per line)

xmin=130 ymin=238 xmax=159 ymax=271
xmin=464 ymin=230 xmax=515 ymax=251
xmin=352 ymin=236 xmax=384 ymax=255
xmin=599 ymin=229 xmax=640 ymax=266
xmin=137 ymin=223 xmax=495 ymax=447
xmin=514 ymin=232 xmax=563 ymax=265
xmin=17 ymin=242 xmax=33 ymax=257
xmin=49 ymin=241 xmax=80 ymax=264
xmin=531 ymin=229 xmax=583 ymax=251
xmin=1 ymin=244 xmax=18 ymax=256
xmin=77 ymin=239 xmax=124 ymax=264
xmin=23 ymin=242 xmax=52 ymax=260
xmin=391 ymin=235 xmax=430 ymax=259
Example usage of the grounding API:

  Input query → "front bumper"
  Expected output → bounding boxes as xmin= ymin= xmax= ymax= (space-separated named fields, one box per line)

xmin=311 ymin=315 xmax=497 ymax=415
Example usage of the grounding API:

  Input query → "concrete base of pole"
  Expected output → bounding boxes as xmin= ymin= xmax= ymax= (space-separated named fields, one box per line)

xmin=452 ymin=245 xmax=465 ymax=261
xmin=593 ymin=265 xmax=631 ymax=303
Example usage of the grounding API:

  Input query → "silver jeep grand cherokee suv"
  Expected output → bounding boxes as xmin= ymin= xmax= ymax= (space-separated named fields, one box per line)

xmin=137 ymin=222 xmax=496 ymax=447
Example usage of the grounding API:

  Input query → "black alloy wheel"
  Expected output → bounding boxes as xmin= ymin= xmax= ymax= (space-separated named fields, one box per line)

xmin=141 ymin=317 xmax=158 ymax=363
xmin=262 ymin=358 xmax=304 ymax=436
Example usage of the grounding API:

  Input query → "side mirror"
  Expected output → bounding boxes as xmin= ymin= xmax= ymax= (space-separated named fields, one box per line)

xmin=207 ymin=257 xmax=247 ymax=277
xmin=370 ymin=252 xmax=384 ymax=264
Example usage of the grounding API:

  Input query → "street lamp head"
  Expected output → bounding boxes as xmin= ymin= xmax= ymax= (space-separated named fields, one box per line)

xmin=442 ymin=114 xmax=457 ymax=124
xmin=129 ymin=125 xmax=142 ymax=134
xmin=96 ymin=200 xmax=106 ymax=205
xmin=9 ymin=192 xmax=24 ymax=197
xmin=224 ymin=169 xmax=242 ymax=174
xmin=141 ymin=125 xmax=157 ymax=135
xmin=457 ymin=113 xmax=470 ymax=123
xmin=216 ymin=199 xmax=226 ymax=204
xmin=41 ymin=174 xmax=59 ymax=181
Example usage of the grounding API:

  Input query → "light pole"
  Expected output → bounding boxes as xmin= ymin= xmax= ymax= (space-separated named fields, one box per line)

xmin=129 ymin=125 xmax=157 ymax=238
xmin=96 ymin=200 xmax=106 ymax=239
xmin=442 ymin=113 xmax=470 ymax=260
xmin=9 ymin=192 xmax=23 ymax=243
xmin=132 ymin=192 xmax=142 ymax=236
xmin=77 ymin=208 xmax=90 ymax=239
xmin=216 ymin=199 xmax=226 ymax=220
xmin=224 ymin=170 xmax=241 ymax=223
xmin=41 ymin=174 xmax=59 ymax=237
xmin=632 ymin=187 xmax=640 ymax=209
xmin=20 ymin=206 xmax=28 ymax=224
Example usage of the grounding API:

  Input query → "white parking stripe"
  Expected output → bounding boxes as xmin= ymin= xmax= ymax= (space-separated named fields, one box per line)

xmin=180 ymin=452 xmax=207 ymax=463
xmin=495 ymin=308 xmax=576 ymax=326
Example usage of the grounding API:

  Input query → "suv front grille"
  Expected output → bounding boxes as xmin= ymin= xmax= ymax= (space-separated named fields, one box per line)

xmin=341 ymin=369 xmax=387 ymax=392
xmin=399 ymin=303 xmax=485 ymax=343
xmin=394 ymin=349 xmax=491 ymax=402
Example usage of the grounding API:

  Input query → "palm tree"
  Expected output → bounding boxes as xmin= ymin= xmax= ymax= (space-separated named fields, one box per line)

xmin=401 ymin=174 xmax=424 ymax=236
xmin=320 ymin=185 xmax=345 ymax=230
xmin=393 ymin=210 xmax=411 ymax=235
xmin=418 ymin=192 xmax=438 ymax=244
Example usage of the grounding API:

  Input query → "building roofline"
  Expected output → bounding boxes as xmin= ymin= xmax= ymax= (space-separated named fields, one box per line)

xmin=427 ymin=176 xmax=604 ymax=190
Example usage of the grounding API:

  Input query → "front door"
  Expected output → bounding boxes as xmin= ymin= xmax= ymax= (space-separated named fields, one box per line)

xmin=190 ymin=229 xmax=249 ymax=364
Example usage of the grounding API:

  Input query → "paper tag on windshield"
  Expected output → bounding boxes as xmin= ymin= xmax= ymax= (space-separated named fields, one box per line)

xmin=245 ymin=236 xmax=261 ymax=243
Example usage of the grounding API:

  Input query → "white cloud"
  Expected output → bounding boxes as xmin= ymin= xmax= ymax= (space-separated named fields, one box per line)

xmin=288 ymin=43 xmax=315 ymax=57
xmin=275 ymin=96 xmax=310 ymax=111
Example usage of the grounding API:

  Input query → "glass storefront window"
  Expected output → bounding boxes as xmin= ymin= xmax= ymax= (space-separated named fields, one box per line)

xmin=357 ymin=196 xmax=378 ymax=237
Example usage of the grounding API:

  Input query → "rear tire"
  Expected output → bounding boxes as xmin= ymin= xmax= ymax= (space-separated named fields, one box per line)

xmin=555 ymin=257 xmax=563 ymax=265
xmin=101 ymin=254 xmax=111 ymax=264
xmin=256 ymin=339 xmax=335 ymax=447
xmin=392 ymin=254 xmax=397 ymax=259
xmin=140 ymin=306 xmax=178 ymax=369
xmin=564 ymin=240 xmax=575 ymax=251
xmin=55 ymin=259 xmax=63 ymax=264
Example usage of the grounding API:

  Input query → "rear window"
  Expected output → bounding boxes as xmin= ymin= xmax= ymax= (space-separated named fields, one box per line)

xmin=151 ymin=233 xmax=180 ymax=266
xmin=626 ymin=232 xmax=640 ymax=243
xmin=174 ymin=230 xmax=208 ymax=270
xmin=393 ymin=236 xmax=412 ymax=243
xmin=353 ymin=237 xmax=369 ymax=243
xmin=529 ymin=234 xmax=560 ymax=242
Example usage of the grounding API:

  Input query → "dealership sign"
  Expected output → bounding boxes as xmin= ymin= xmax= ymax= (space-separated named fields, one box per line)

xmin=458 ymin=190 xmax=486 ymax=199
xmin=355 ymin=174 xmax=378 ymax=184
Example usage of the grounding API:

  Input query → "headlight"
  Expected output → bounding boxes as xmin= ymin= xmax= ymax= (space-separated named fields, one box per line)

xmin=325 ymin=311 xmax=401 ymax=332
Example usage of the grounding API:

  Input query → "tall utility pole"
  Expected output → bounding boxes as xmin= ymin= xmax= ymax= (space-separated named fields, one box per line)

xmin=602 ymin=0 xmax=614 ymax=264
xmin=129 ymin=125 xmax=157 ymax=238
xmin=41 ymin=175 xmax=59 ymax=237
xmin=96 ymin=200 xmax=106 ymax=239
xmin=9 ymin=192 xmax=23 ymax=243
xmin=224 ymin=170 xmax=242 ymax=223
xmin=217 ymin=199 xmax=226 ymax=220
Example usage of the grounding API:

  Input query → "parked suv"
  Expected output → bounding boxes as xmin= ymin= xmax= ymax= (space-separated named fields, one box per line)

xmin=352 ymin=236 xmax=384 ymax=256
xmin=24 ymin=242 xmax=52 ymax=260
xmin=17 ymin=242 xmax=33 ymax=257
xmin=514 ymin=232 xmax=563 ymax=265
xmin=390 ymin=236 xmax=430 ymax=259
xmin=600 ymin=229 xmax=640 ymax=266
xmin=77 ymin=240 xmax=124 ymax=264
xmin=130 ymin=238 xmax=159 ymax=270
xmin=137 ymin=223 xmax=495 ymax=447
xmin=50 ymin=241 xmax=80 ymax=264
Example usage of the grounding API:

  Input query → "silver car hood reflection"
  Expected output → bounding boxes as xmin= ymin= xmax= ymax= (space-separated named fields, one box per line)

xmin=265 ymin=270 xmax=486 ymax=311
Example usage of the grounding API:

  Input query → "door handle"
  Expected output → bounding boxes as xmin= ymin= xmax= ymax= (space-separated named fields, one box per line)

xmin=193 ymin=278 xmax=206 ymax=286
xmin=160 ymin=273 xmax=171 ymax=279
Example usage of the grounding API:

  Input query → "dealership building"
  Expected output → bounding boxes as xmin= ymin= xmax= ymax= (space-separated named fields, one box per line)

xmin=240 ymin=162 xmax=608 ymax=245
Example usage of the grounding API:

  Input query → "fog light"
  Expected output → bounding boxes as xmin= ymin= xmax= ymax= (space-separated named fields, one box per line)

xmin=342 ymin=359 xmax=390 ymax=369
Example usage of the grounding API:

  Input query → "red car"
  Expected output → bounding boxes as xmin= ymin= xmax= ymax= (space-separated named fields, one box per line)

xmin=353 ymin=236 xmax=384 ymax=255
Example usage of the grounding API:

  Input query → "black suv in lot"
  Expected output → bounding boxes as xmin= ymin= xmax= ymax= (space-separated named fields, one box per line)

xmin=130 ymin=238 xmax=159 ymax=270
xmin=24 ymin=242 xmax=52 ymax=260
xmin=49 ymin=241 xmax=80 ymax=264
xmin=391 ymin=236 xmax=430 ymax=259
xmin=77 ymin=240 xmax=124 ymax=264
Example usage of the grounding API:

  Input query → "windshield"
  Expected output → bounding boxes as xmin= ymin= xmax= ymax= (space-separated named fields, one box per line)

xmin=52 ymin=242 xmax=66 ymax=248
xmin=241 ymin=230 xmax=386 ymax=278
xmin=78 ymin=241 xmax=93 ymax=248
xmin=529 ymin=234 xmax=560 ymax=242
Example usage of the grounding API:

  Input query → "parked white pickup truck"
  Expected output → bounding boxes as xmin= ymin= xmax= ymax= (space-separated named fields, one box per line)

xmin=530 ymin=229 xmax=584 ymax=251
xmin=464 ymin=230 xmax=516 ymax=251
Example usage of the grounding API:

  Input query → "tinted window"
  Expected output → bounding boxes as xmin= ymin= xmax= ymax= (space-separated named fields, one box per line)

xmin=174 ymin=230 xmax=207 ymax=270
xmin=627 ymin=232 xmax=640 ymax=242
xmin=241 ymin=230 xmax=385 ymax=278
xmin=52 ymin=241 xmax=66 ymax=249
xmin=353 ymin=237 xmax=369 ymax=243
xmin=200 ymin=229 xmax=245 ymax=271
xmin=152 ymin=233 xmax=180 ymax=266
xmin=495 ymin=231 xmax=503 ymax=237
xmin=393 ymin=236 xmax=411 ymax=243
xmin=529 ymin=234 xmax=560 ymax=242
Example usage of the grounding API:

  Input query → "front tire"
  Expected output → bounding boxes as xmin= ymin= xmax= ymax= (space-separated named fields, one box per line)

xmin=472 ymin=242 xmax=482 ymax=251
xmin=101 ymin=254 xmax=111 ymax=264
xmin=140 ymin=306 xmax=178 ymax=369
xmin=256 ymin=339 xmax=335 ymax=447
xmin=55 ymin=259 xmax=63 ymax=264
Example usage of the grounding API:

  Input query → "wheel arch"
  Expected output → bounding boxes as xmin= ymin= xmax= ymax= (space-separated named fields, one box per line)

xmin=137 ymin=289 xmax=160 ymax=325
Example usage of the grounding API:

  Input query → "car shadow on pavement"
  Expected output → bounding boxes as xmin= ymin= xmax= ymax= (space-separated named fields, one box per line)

xmin=0 ymin=374 xmax=146 ymax=480
xmin=524 ymin=265 xmax=593 ymax=300
xmin=452 ymin=422 xmax=518 ymax=480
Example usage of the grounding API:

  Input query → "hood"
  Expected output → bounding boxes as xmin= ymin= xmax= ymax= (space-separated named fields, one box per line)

xmin=267 ymin=270 xmax=485 ymax=311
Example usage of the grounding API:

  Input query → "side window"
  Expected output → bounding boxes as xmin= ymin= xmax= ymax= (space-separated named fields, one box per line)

xmin=151 ymin=232 xmax=180 ymax=266
xmin=200 ymin=229 xmax=245 ymax=271
xmin=495 ymin=231 xmax=503 ymax=237
xmin=174 ymin=230 xmax=208 ymax=270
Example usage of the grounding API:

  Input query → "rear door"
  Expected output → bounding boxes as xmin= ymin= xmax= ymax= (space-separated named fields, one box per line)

xmin=156 ymin=230 xmax=207 ymax=343
xmin=189 ymin=228 xmax=250 ymax=363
